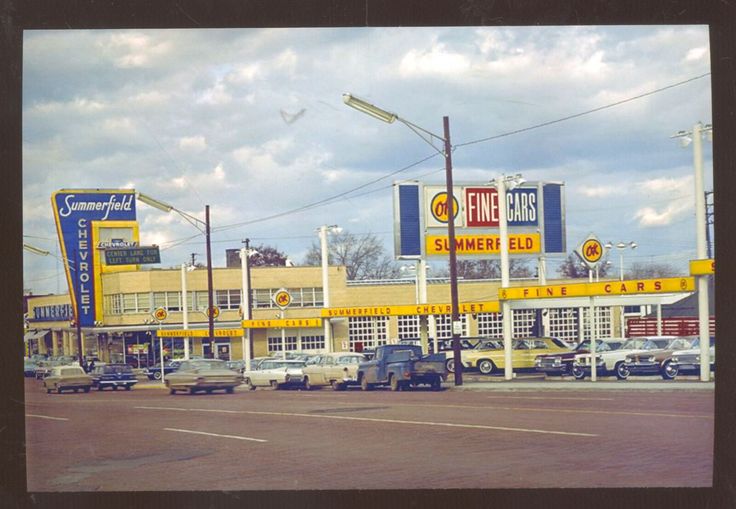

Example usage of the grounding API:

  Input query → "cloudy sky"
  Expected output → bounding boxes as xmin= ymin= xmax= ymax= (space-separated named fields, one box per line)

xmin=22 ymin=26 xmax=713 ymax=295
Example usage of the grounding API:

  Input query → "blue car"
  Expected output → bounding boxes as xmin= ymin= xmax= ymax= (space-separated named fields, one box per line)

xmin=91 ymin=364 xmax=138 ymax=391
xmin=144 ymin=360 xmax=182 ymax=380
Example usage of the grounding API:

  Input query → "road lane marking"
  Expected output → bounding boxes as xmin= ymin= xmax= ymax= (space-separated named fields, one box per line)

xmin=26 ymin=414 xmax=69 ymax=421
xmin=400 ymin=403 xmax=713 ymax=419
xmin=163 ymin=428 xmax=268 ymax=442
xmin=136 ymin=407 xmax=597 ymax=437
xmin=484 ymin=396 xmax=615 ymax=401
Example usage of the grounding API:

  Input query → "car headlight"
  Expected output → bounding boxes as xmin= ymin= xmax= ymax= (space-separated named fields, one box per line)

xmin=671 ymin=356 xmax=679 ymax=363
xmin=695 ymin=356 xmax=700 ymax=362
xmin=553 ymin=357 xmax=561 ymax=366
xmin=625 ymin=357 xmax=633 ymax=363
xmin=534 ymin=358 xmax=541 ymax=366
xmin=646 ymin=356 xmax=655 ymax=362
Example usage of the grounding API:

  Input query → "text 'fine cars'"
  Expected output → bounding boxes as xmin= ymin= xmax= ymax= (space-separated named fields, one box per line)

xmin=242 ymin=359 xmax=307 ymax=390
xmin=164 ymin=359 xmax=241 ymax=395
xmin=43 ymin=366 xmax=93 ymax=394
xmin=302 ymin=352 xmax=367 ymax=390
xmin=91 ymin=363 xmax=138 ymax=390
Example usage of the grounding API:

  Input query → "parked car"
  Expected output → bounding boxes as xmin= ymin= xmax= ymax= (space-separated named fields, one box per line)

xmin=144 ymin=360 xmax=182 ymax=380
xmin=24 ymin=359 xmax=38 ymax=377
xmin=242 ymin=359 xmax=307 ymax=390
xmin=226 ymin=360 xmax=246 ymax=374
xmin=572 ymin=336 xmax=674 ymax=380
xmin=91 ymin=363 xmax=138 ymax=390
xmin=357 ymin=344 xmax=447 ymax=391
xmin=164 ymin=359 xmax=242 ymax=395
xmin=623 ymin=337 xmax=698 ymax=380
xmin=534 ymin=339 xmax=625 ymax=377
xmin=35 ymin=360 xmax=62 ymax=380
xmin=42 ymin=365 xmax=93 ymax=394
xmin=302 ymin=352 xmax=368 ymax=390
xmin=670 ymin=337 xmax=716 ymax=377
xmin=447 ymin=337 xmax=572 ymax=374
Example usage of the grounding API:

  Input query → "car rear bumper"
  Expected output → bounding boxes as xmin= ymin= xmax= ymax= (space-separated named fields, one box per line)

xmin=626 ymin=363 xmax=661 ymax=375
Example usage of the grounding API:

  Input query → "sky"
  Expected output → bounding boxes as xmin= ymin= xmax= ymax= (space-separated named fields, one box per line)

xmin=22 ymin=26 xmax=713 ymax=295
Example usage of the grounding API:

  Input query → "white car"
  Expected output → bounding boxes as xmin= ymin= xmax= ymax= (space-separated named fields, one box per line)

xmin=572 ymin=336 xmax=674 ymax=380
xmin=301 ymin=352 xmax=367 ymax=390
xmin=242 ymin=359 xmax=306 ymax=390
xmin=670 ymin=337 xmax=715 ymax=376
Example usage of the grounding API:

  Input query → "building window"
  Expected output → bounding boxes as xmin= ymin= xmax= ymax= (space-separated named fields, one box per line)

xmin=267 ymin=336 xmax=297 ymax=352
xmin=397 ymin=315 xmax=420 ymax=339
xmin=195 ymin=291 xmax=209 ymax=311
xmin=216 ymin=289 xmax=241 ymax=310
xmin=348 ymin=316 xmax=388 ymax=351
xmin=512 ymin=309 xmax=536 ymax=337
xmin=433 ymin=314 xmax=468 ymax=339
xmin=477 ymin=313 xmax=503 ymax=338
xmin=252 ymin=288 xmax=324 ymax=309
xmin=299 ymin=335 xmax=325 ymax=351
xmin=548 ymin=308 xmax=579 ymax=343
xmin=104 ymin=294 xmax=123 ymax=315
xmin=581 ymin=307 xmax=613 ymax=339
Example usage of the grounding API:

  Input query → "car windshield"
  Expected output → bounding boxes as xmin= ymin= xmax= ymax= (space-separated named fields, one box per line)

xmin=621 ymin=339 xmax=645 ymax=350
xmin=104 ymin=365 xmax=133 ymax=374
xmin=337 ymin=355 xmax=364 ymax=364
xmin=666 ymin=338 xmax=695 ymax=350
xmin=476 ymin=340 xmax=502 ymax=350
xmin=60 ymin=368 xmax=84 ymax=376
xmin=641 ymin=339 xmax=668 ymax=350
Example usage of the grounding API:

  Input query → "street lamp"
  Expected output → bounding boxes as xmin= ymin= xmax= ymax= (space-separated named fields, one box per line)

xmin=137 ymin=192 xmax=216 ymax=358
xmin=605 ymin=241 xmax=636 ymax=281
xmin=343 ymin=93 xmax=464 ymax=385
xmin=672 ymin=122 xmax=713 ymax=382
xmin=317 ymin=225 xmax=341 ymax=353
xmin=491 ymin=174 xmax=525 ymax=381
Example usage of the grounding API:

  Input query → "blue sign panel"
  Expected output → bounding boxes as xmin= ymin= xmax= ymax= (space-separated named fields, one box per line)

xmin=542 ymin=184 xmax=565 ymax=253
xmin=396 ymin=184 xmax=421 ymax=257
xmin=506 ymin=188 xmax=538 ymax=227
xmin=52 ymin=190 xmax=137 ymax=327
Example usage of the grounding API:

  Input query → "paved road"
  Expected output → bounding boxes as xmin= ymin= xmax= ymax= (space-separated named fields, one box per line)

xmin=24 ymin=378 xmax=714 ymax=491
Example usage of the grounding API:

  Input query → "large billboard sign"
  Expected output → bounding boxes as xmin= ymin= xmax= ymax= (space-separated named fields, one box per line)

xmin=394 ymin=181 xmax=565 ymax=259
xmin=52 ymin=190 xmax=138 ymax=327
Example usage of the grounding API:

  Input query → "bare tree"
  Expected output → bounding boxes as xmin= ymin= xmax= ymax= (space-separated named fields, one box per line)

xmin=303 ymin=231 xmax=400 ymax=280
xmin=453 ymin=259 xmax=533 ymax=279
xmin=628 ymin=262 xmax=679 ymax=279
xmin=249 ymin=244 xmax=289 ymax=267
xmin=557 ymin=253 xmax=612 ymax=279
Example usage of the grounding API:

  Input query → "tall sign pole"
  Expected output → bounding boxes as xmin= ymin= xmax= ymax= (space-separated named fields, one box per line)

xmin=205 ymin=205 xmax=215 ymax=357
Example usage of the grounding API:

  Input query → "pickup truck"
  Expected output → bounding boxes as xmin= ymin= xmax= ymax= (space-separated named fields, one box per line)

xmin=357 ymin=344 xmax=447 ymax=391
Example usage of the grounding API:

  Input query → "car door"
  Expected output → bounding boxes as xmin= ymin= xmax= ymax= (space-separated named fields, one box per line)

xmin=319 ymin=356 xmax=336 ymax=385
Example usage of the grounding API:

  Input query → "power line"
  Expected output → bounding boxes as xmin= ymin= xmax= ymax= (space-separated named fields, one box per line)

xmin=455 ymin=72 xmax=711 ymax=148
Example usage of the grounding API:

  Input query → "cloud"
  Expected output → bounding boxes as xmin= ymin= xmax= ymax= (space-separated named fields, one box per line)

xmin=179 ymin=135 xmax=207 ymax=152
xmin=634 ymin=204 xmax=690 ymax=227
xmin=197 ymin=79 xmax=232 ymax=105
xmin=400 ymin=42 xmax=471 ymax=76
xmin=579 ymin=185 xmax=623 ymax=198
xmin=104 ymin=33 xmax=172 ymax=68
xmin=685 ymin=46 xmax=709 ymax=62
xmin=632 ymin=175 xmax=693 ymax=227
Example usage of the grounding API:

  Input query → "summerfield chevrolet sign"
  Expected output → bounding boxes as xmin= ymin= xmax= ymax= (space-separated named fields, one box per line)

xmin=321 ymin=301 xmax=500 ymax=318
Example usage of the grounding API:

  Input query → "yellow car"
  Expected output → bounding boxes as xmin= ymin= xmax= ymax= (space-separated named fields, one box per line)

xmin=447 ymin=337 xmax=572 ymax=375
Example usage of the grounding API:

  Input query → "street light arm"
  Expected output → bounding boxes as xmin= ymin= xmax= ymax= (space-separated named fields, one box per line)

xmin=137 ymin=192 xmax=207 ymax=233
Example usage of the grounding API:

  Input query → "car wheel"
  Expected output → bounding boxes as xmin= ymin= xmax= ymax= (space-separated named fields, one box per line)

xmin=112 ymin=385 xmax=118 ymax=391
xmin=189 ymin=387 xmax=197 ymax=395
xmin=170 ymin=388 xmax=177 ymax=395
xmin=73 ymin=388 xmax=79 ymax=393
xmin=46 ymin=387 xmax=52 ymax=394
xmin=572 ymin=365 xmax=585 ymax=380
xmin=303 ymin=377 xmax=312 ymax=391
xmin=615 ymin=361 xmax=630 ymax=380
xmin=83 ymin=386 xmax=90 ymax=393
xmin=270 ymin=380 xmax=280 ymax=390
xmin=390 ymin=375 xmax=401 ymax=391
xmin=153 ymin=371 xmax=162 ymax=381
xmin=226 ymin=387 xmax=234 ymax=394
xmin=478 ymin=359 xmax=495 ymax=375
xmin=331 ymin=380 xmax=342 ymax=391
xmin=430 ymin=377 xmax=442 ymax=391
xmin=244 ymin=378 xmax=256 ymax=391
xmin=97 ymin=385 xmax=104 ymax=391
xmin=360 ymin=375 xmax=372 ymax=391
xmin=661 ymin=360 xmax=678 ymax=380
xmin=125 ymin=385 xmax=132 ymax=391
xmin=445 ymin=358 xmax=455 ymax=373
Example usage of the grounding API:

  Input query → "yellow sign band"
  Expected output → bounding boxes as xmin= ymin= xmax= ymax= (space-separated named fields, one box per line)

xmin=499 ymin=277 xmax=695 ymax=300
xmin=321 ymin=301 xmax=499 ymax=318
xmin=156 ymin=329 xmax=243 ymax=337
xmin=425 ymin=233 xmax=540 ymax=255
xmin=242 ymin=318 xmax=322 ymax=328
xmin=689 ymin=259 xmax=714 ymax=276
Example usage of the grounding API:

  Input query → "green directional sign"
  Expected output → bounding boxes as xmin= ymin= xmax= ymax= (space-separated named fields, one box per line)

xmin=104 ymin=246 xmax=161 ymax=265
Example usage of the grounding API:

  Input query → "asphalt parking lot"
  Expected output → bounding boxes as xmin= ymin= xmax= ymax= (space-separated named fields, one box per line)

xmin=23 ymin=375 xmax=714 ymax=491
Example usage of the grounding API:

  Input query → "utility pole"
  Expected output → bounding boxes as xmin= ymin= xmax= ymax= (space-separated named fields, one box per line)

xmin=190 ymin=253 xmax=197 ymax=266
xmin=705 ymin=191 xmax=714 ymax=259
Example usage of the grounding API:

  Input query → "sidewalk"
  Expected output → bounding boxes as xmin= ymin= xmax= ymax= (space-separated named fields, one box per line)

xmin=445 ymin=373 xmax=715 ymax=391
